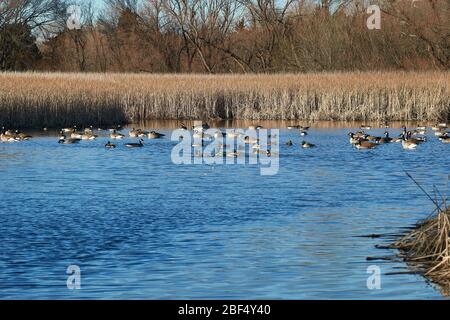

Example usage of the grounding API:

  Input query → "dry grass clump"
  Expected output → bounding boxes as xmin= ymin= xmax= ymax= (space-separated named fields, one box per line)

xmin=392 ymin=205 xmax=450 ymax=294
xmin=0 ymin=72 xmax=448 ymax=128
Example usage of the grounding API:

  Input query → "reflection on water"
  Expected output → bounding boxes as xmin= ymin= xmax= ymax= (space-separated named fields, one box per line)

xmin=0 ymin=121 xmax=448 ymax=299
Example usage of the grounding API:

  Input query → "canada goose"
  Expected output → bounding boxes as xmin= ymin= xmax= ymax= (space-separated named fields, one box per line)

xmin=110 ymin=130 xmax=125 ymax=139
xmin=299 ymin=126 xmax=310 ymax=131
xmin=406 ymin=131 xmax=426 ymax=143
xmin=431 ymin=123 xmax=447 ymax=131
xmin=301 ymin=141 xmax=315 ymax=148
xmin=14 ymin=130 xmax=32 ymax=141
xmin=3 ymin=128 xmax=14 ymax=136
xmin=125 ymin=139 xmax=144 ymax=148
xmin=286 ymin=140 xmax=293 ymax=146
xmin=0 ymin=131 xmax=17 ymax=142
xmin=81 ymin=133 xmax=97 ymax=140
xmin=402 ymin=136 xmax=417 ymax=149
xmin=129 ymin=128 xmax=141 ymax=138
xmin=355 ymin=140 xmax=377 ymax=149
xmin=300 ymin=131 xmax=308 ymax=136
xmin=147 ymin=131 xmax=165 ymax=139
xmin=435 ymin=130 xmax=448 ymax=138
xmin=360 ymin=124 xmax=371 ymax=130
xmin=377 ymin=131 xmax=392 ymax=144
xmin=287 ymin=125 xmax=300 ymax=130
xmin=58 ymin=136 xmax=80 ymax=144
xmin=249 ymin=125 xmax=263 ymax=130
xmin=348 ymin=133 xmax=358 ymax=144
xmin=416 ymin=126 xmax=426 ymax=131
xmin=180 ymin=123 xmax=188 ymax=130
xmin=105 ymin=141 xmax=116 ymax=149
xmin=440 ymin=136 xmax=450 ymax=143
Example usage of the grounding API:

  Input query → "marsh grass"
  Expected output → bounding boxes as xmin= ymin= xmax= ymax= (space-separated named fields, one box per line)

xmin=390 ymin=173 xmax=450 ymax=295
xmin=0 ymin=72 xmax=448 ymax=128
xmin=392 ymin=207 xmax=450 ymax=295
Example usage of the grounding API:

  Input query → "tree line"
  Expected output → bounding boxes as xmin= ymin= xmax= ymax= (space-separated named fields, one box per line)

xmin=0 ymin=0 xmax=448 ymax=73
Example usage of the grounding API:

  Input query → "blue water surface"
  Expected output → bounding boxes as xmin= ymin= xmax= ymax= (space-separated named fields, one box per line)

xmin=0 ymin=123 xmax=448 ymax=299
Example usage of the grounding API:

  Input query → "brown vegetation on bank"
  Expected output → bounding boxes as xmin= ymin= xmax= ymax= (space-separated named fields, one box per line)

xmin=0 ymin=72 xmax=448 ymax=128
xmin=391 ymin=205 xmax=450 ymax=295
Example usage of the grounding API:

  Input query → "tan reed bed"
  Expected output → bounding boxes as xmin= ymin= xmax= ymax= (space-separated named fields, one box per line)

xmin=391 ymin=204 xmax=450 ymax=295
xmin=0 ymin=72 xmax=448 ymax=128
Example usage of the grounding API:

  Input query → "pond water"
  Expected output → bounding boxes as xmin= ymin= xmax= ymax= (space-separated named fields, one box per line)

xmin=0 ymin=121 xmax=448 ymax=299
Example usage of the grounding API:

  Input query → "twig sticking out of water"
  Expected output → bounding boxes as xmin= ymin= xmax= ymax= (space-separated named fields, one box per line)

xmin=403 ymin=170 xmax=442 ymax=211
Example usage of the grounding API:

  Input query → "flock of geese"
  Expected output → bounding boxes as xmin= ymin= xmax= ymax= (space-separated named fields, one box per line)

xmin=57 ymin=126 xmax=166 ymax=148
xmin=1 ymin=122 xmax=449 ymax=153
xmin=347 ymin=123 xmax=449 ymax=149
